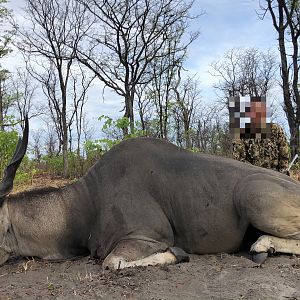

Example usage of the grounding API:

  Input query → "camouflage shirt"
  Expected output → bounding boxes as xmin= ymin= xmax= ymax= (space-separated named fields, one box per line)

xmin=232 ymin=123 xmax=290 ymax=173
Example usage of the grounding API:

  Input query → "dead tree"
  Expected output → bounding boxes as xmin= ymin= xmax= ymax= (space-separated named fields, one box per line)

xmin=172 ymin=71 xmax=200 ymax=149
xmin=31 ymin=129 xmax=43 ymax=163
xmin=0 ymin=69 xmax=10 ymax=130
xmin=45 ymin=122 xmax=59 ymax=158
xmin=145 ymin=36 xmax=187 ymax=140
xmin=10 ymin=68 xmax=42 ymax=130
xmin=261 ymin=0 xmax=300 ymax=155
xmin=135 ymin=84 xmax=153 ymax=135
xmin=0 ymin=0 xmax=14 ymax=130
xmin=68 ymin=65 xmax=95 ymax=158
xmin=190 ymin=104 xmax=230 ymax=155
xmin=210 ymin=47 xmax=277 ymax=107
xmin=77 ymin=0 xmax=199 ymax=135
xmin=16 ymin=0 xmax=92 ymax=177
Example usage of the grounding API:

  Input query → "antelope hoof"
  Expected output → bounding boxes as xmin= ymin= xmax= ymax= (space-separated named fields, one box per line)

xmin=251 ymin=252 xmax=268 ymax=264
xmin=169 ymin=247 xmax=190 ymax=263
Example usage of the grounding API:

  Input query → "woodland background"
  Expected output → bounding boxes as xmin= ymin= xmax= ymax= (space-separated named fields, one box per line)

xmin=0 ymin=0 xmax=299 ymax=186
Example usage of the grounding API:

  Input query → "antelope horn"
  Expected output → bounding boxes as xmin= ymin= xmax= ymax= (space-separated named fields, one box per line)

xmin=0 ymin=117 xmax=29 ymax=200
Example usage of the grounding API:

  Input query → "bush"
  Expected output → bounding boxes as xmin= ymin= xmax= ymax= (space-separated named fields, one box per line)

xmin=84 ymin=115 xmax=146 ymax=154
xmin=0 ymin=129 xmax=36 ymax=186
xmin=42 ymin=154 xmax=64 ymax=176
xmin=41 ymin=152 xmax=89 ymax=178
xmin=0 ymin=130 xmax=19 ymax=179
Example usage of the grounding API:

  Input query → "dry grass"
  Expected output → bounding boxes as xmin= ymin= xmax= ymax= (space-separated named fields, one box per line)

xmin=11 ymin=169 xmax=300 ymax=195
xmin=12 ymin=174 xmax=73 ymax=194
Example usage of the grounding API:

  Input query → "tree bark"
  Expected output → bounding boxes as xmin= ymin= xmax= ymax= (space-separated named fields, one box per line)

xmin=266 ymin=0 xmax=300 ymax=155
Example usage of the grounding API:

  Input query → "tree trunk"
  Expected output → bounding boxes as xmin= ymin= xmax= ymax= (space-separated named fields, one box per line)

xmin=267 ymin=0 xmax=300 ymax=155
xmin=290 ymin=20 xmax=300 ymax=155
xmin=123 ymin=102 xmax=130 ymax=137
xmin=62 ymin=111 xmax=68 ymax=178
xmin=139 ymin=109 xmax=146 ymax=132
xmin=290 ymin=125 xmax=299 ymax=157
xmin=123 ymin=91 xmax=135 ymax=136
xmin=129 ymin=90 xmax=135 ymax=135
xmin=61 ymin=79 xmax=69 ymax=178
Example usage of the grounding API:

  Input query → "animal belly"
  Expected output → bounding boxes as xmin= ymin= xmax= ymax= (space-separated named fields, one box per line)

xmin=174 ymin=213 xmax=247 ymax=254
xmin=186 ymin=230 xmax=244 ymax=254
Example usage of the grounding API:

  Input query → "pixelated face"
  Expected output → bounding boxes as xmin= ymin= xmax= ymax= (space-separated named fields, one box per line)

xmin=229 ymin=96 xmax=270 ymax=139
xmin=248 ymin=101 xmax=266 ymax=123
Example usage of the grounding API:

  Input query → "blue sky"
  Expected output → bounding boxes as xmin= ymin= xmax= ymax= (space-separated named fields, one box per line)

xmin=187 ymin=0 xmax=277 ymax=98
xmin=4 ymin=0 xmax=283 ymax=133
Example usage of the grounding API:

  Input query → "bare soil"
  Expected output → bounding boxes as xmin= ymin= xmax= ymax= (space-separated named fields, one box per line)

xmin=1 ymin=254 xmax=300 ymax=299
xmin=1 ymin=175 xmax=300 ymax=300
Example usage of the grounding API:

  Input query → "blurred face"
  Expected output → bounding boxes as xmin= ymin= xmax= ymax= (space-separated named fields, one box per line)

xmin=229 ymin=96 xmax=269 ymax=139
xmin=247 ymin=101 xmax=266 ymax=125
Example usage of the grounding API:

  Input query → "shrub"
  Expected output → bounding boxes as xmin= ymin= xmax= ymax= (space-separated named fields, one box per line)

xmin=0 ymin=130 xmax=19 ymax=179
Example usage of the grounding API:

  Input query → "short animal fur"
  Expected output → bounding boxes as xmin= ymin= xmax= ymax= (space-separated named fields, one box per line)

xmin=1 ymin=118 xmax=300 ymax=269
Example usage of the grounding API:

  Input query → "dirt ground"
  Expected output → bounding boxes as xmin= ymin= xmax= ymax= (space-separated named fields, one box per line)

xmin=1 ymin=175 xmax=300 ymax=299
xmin=1 ymin=253 xmax=300 ymax=299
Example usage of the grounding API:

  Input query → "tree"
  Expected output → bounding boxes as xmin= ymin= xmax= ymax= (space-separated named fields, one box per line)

xmin=45 ymin=123 xmax=58 ymax=158
xmin=0 ymin=0 xmax=13 ymax=60
xmin=0 ymin=0 xmax=14 ymax=130
xmin=135 ymin=84 xmax=153 ymax=135
xmin=172 ymin=71 xmax=200 ymax=149
xmin=68 ymin=65 xmax=95 ymax=158
xmin=210 ymin=48 xmax=277 ymax=107
xmin=31 ymin=129 xmax=43 ymax=163
xmin=16 ymin=0 xmax=93 ymax=177
xmin=77 ymin=0 xmax=199 ymax=135
xmin=261 ymin=0 xmax=300 ymax=155
xmin=143 ymin=36 xmax=187 ymax=140
xmin=0 ymin=69 xmax=12 ymax=130
xmin=10 ymin=68 xmax=40 ymax=128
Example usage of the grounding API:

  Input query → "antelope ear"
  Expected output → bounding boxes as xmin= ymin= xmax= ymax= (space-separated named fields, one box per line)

xmin=0 ymin=117 xmax=29 ymax=202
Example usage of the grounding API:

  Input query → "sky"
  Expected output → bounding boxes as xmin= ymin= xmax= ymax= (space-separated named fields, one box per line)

xmin=188 ymin=0 xmax=277 ymax=92
xmin=3 ymin=0 xmax=283 ymax=135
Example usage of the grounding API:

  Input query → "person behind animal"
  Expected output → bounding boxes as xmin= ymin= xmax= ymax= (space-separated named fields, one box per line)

xmin=230 ymin=96 xmax=290 ymax=173
xmin=232 ymin=123 xmax=290 ymax=173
